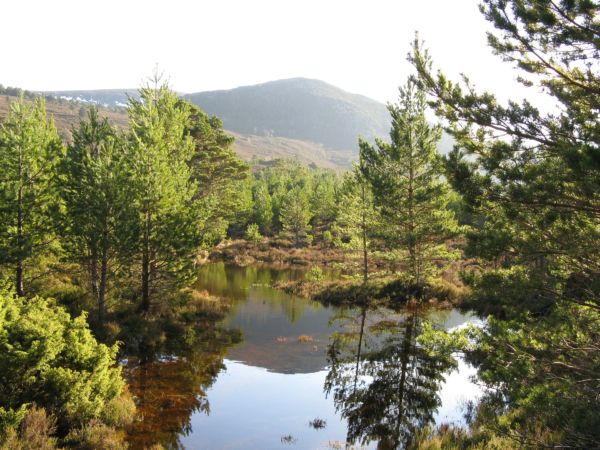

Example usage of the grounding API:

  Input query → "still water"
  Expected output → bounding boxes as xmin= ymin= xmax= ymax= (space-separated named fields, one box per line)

xmin=125 ymin=263 xmax=480 ymax=450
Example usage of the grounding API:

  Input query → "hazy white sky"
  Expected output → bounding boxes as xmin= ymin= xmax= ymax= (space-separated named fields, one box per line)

xmin=1 ymin=0 xmax=531 ymax=104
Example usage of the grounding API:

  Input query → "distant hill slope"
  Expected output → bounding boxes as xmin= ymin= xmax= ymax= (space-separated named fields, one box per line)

xmin=0 ymin=94 xmax=343 ymax=168
xmin=185 ymin=78 xmax=391 ymax=153
xmin=0 ymin=94 xmax=129 ymax=142
xmin=9 ymin=78 xmax=453 ymax=167
xmin=42 ymin=89 xmax=138 ymax=107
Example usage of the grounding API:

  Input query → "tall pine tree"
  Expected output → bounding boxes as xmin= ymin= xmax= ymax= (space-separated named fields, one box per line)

xmin=280 ymin=187 xmax=312 ymax=247
xmin=410 ymin=1 xmax=600 ymax=445
xmin=0 ymin=97 xmax=63 ymax=296
xmin=59 ymin=107 xmax=132 ymax=322
xmin=334 ymin=166 xmax=381 ymax=284
xmin=360 ymin=79 xmax=458 ymax=286
xmin=126 ymin=77 xmax=202 ymax=311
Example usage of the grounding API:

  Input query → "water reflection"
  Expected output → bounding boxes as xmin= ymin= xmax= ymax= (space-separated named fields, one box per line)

xmin=121 ymin=297 xmax=241 ymax=449
xmin=121 ymin=263 xmax=477 ymax=449
xmin=125 ymin=351 xmax=223 ymax=449
xmin=325 ymin=306 xmax=458 ymax=449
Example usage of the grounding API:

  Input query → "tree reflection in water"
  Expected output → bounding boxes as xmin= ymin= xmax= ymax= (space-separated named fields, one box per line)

xmin=122 ymin=311 xmax=241 ymax=449
xmin=325 ymin=305 xmax=457 ymax=450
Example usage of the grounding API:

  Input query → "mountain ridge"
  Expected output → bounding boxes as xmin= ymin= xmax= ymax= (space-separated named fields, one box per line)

xmin=8 ymin=78 xmax=451 ymax=168
xmin=184 ymin=77 xmax=390 ymax=152
xmin=44 ymin=78 xmax=391 ymax=156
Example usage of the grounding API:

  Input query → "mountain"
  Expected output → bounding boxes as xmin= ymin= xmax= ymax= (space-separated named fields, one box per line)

xmin=9 ymin=78 xmax=452 ymax=168
xmin=46 ymin=78 xmax=392 ymax=159
xmin=185 ymin=78 xmax=391 ymax=153
xmin=0 ymin=93 xmax=344 ymax=168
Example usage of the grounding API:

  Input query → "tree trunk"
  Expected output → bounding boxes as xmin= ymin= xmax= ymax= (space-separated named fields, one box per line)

xmin=394 ymin=312 xmax=416 ymax=445
xmin=98 ymin=226 xmax=109 ymax=323
xmin=141 ymin=250 xmax=150 ymax=312
xmin=15 ymin=260 xmax=24 ymax=297
xmin=16 ymin=185 xmax=24 ymax=297
xmin=90 ymin=244 xmax=99 ymax=298
xmin=141 ymin=211 xmax=151 ymax=312
xmin=99 ymin=253 xmax=108 ymax=324
xmin=407 ymin=124 xmax=419 ymax=288
xmin=353 ymin=307 xmax=367 ymax=391
xmin=361 ymin=184 xmax=368 ymax=285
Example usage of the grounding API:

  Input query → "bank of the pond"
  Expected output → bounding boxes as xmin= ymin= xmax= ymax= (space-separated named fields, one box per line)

xmin=210 ymin=239 xmax=468 ymax=308
xmin=208 ymin=238 xmax=398 ymax=271
xmin=275 ymin=277 xmax=464 ymax=308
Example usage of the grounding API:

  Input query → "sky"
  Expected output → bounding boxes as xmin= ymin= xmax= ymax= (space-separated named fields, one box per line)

xmin=1 ymin=0 xmax=533 ymax=105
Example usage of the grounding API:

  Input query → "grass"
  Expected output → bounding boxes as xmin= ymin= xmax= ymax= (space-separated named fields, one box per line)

xmin=275 ymin=274 xmax=467 ymax=309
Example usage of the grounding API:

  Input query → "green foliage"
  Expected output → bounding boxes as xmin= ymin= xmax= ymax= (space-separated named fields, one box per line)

xmin=245 ymin=159 xmax=340 ymax=239
xmin=185 ymin=102 xmax=250 ymax=244
xmin=0 ymin=406 xmax=28 ymax=437
xmin=0 ymin=406 xmax=57 ymax=450
xmin=245 ymin=223 xmax=262 ymax=244
xmin=279 ymin=187 xmax=312 ymax=246
xmin=0 ymin=96 xmax=64 ymax=296
xmin=58 ymin=107 xmax=132 ymax=322
xmin=410 ymin=1 xmax=600 ymax=446
xmin=251 ymin=178 xmax=274 ymax=233
xmin=360 ymin=79 xmax=459 ymax=286
xmin=310 ymin=171 xmax=338 ymax=232
xmin=305 ymin=266 xmax=325 ymax=282
xmin=334 ymin=167 xmax=383 ymax=282
xmin=125 ymin=76 xmax=203 ymax=310
xmin=0 ymin=283 xmax=125 ymax=433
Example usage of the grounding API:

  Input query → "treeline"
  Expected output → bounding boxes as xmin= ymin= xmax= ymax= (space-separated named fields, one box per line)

xmin=232 ymin=143 xmax=464 ymax=289
xmin=242 ymin=159 xmax=339 ymax=244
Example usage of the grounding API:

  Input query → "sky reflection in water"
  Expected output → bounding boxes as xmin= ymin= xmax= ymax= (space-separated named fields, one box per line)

xmin=127 ymin=263 xmax=481 ymax=449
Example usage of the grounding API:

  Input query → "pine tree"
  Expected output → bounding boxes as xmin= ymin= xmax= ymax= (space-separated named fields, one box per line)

xmin=252 ymin=178 xmax=274 ymax=234
xmin=185 ymin=102 xmax=249 ymax=244
xmin=280 ymin=187 xmax=312 ymax=246
xmin=410 ymin=1 xmax=600 ymax=445
xmin=325 ymin=310 xmax=457 ymax=448
xmin=59 ymin=107 xmax=132 ymax=322
xmin=126 ymin=76 xmax=201 ymax=311
xmin=335 ymin=167 xmax=381 ymax=284
xmin=310 ymin=172 xmax=338 ymax=234
xmin=360 ymin=79 xmax=459 ymax=286
xmin=0 ymin=97 xmax=63 ymax=296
